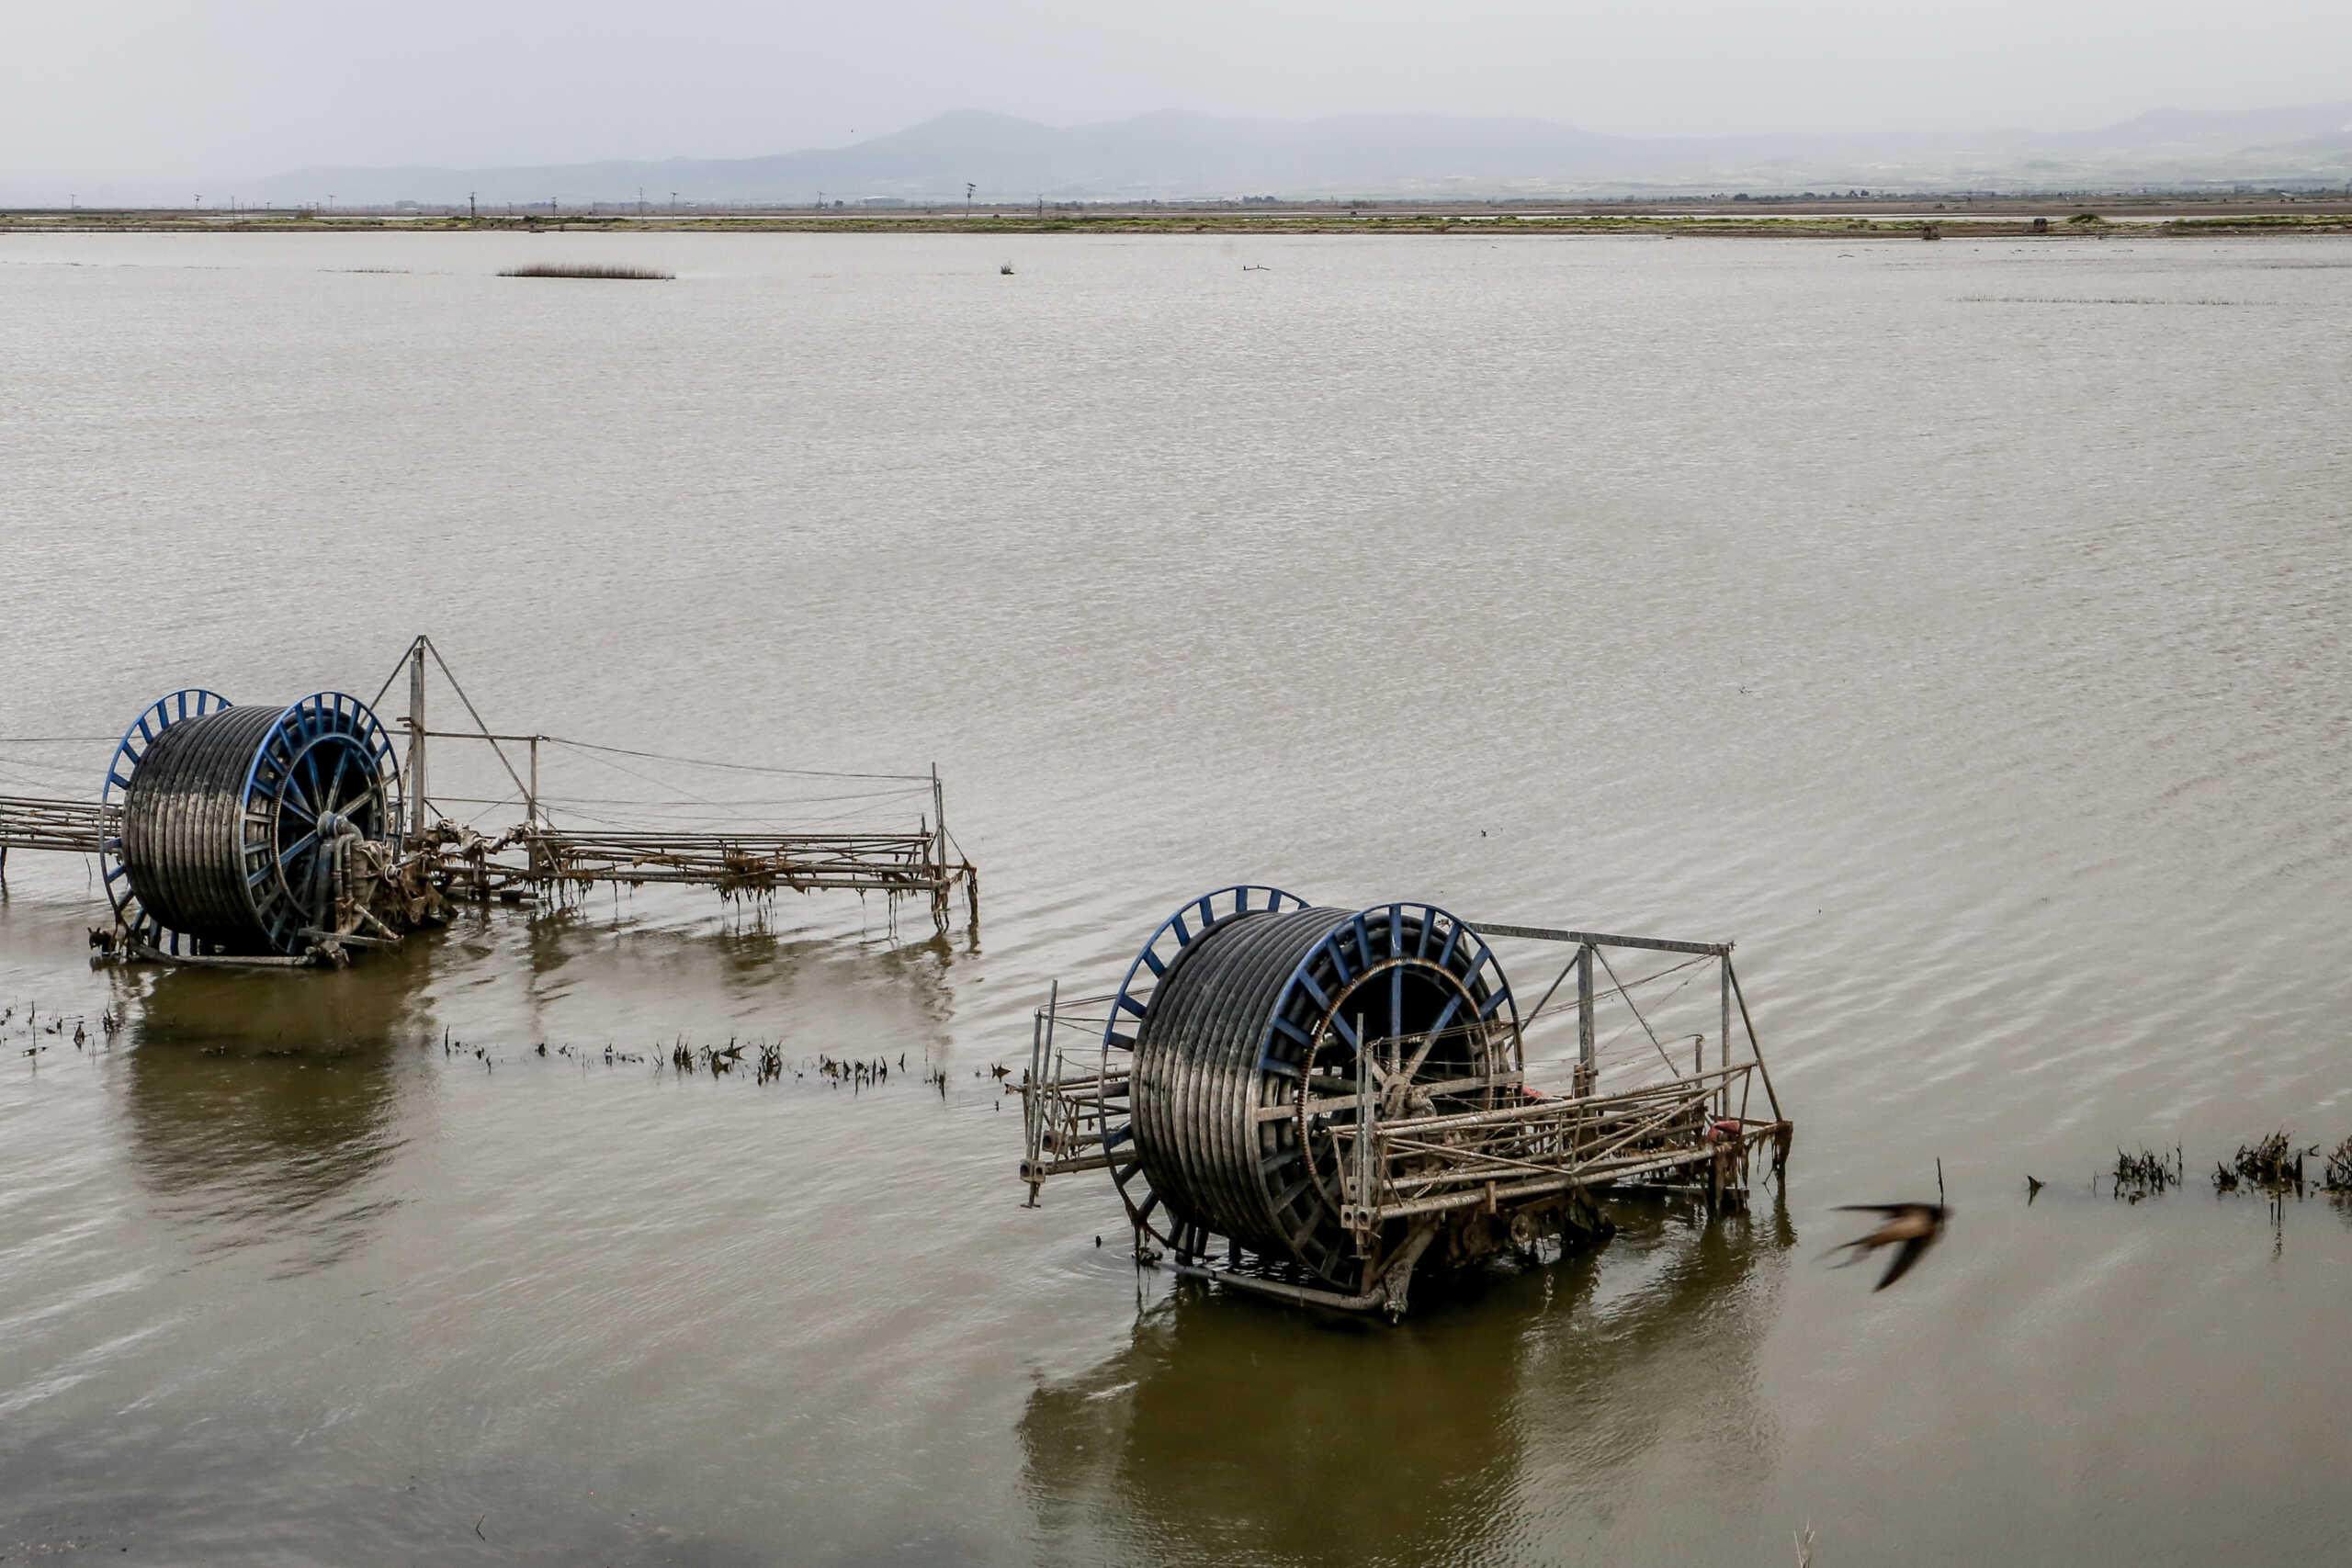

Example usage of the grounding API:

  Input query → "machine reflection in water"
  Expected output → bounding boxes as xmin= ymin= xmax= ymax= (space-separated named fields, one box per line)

xmin=1020 ymin=1195 xmax=1796 ymax=1566
xmin=119 ymin=945 xmax=435 ymax=1269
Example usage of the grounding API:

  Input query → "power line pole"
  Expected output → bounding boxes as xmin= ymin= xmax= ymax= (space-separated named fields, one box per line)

xmin=966 ymin=182 xmax=975 ymax=215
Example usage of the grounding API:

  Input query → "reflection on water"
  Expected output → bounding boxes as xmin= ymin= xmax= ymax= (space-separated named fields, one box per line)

xmin=119 ymin=944 xmax=434 ymax=1270
xmin=499 ymin=897 xmax=965 ymax=1069
xmin=1021 ymin=1197 xmax=1792 ymax=1567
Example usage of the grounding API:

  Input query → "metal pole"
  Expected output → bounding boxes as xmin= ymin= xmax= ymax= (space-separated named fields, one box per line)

xmin=1725 ymin=959 xmax=1782 ymax=1122
xmin=526 ymin=734 xmax=541 ymax=880
xmin=931 ymin=762 xmax=949 ymax=935
xmin=1575 ymin=943 xmax=1595 ymax=1097
xmin=931 ymin=763 xmax=946 ymax=865
xmin=1720 ymin=955 xmax=1732 ymax=1118
xmin=1355 ymin=1013 xmax=1373 ymax=1223
xmin=405 ymin=638 xmax=427 ymax=843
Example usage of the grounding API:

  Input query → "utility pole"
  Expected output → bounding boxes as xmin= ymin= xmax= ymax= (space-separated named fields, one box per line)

xmin=966 ymin=182 xmax=975 ymax=215
xmin=469 ymin=191 xmax=477 ymax=220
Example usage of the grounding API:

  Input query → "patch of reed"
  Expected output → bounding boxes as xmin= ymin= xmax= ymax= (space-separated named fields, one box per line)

xmin=2111 ymin=1145 xmax=2179 ymax=1201
xmin=497 ymin=262 xmax=673 ymax=280
xmin=2217 ymin=1130 xmax=2314 ymax=1192
xmin=2321 ymin=1137 xmax=2352 ymax=1194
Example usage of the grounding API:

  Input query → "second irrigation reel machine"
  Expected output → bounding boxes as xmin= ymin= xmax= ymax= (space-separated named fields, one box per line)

xmin=1017 ymin=886 xmax=1792 ymax=1316
xmin=27 ymin=637 xmax=978 ymax=967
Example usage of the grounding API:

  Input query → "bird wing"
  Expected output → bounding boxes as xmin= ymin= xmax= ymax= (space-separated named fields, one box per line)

xmin=1873 ymin=1233 xmax=1935 ymax=1291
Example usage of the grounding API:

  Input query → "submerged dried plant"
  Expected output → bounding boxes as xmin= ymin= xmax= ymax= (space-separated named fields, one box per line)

xmin=2111 ymin=1145 xmax=2180 ymax=1201
xmin=2225 ymin=1131 xmax=2313 ymax=1191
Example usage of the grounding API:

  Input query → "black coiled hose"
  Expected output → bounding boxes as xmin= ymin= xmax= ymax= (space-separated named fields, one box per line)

xmin=1133 ymin=908 xmax=1343 ymax=1260
xmin=120 ymin=705 xmax=289 ymax=952
xmin=1131 ymin=903 xmax=1510 ymax=1280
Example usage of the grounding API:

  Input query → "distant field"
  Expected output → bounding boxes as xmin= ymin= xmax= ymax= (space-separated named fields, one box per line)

xmin=5 ymin=193 xmax=2349 ymax=240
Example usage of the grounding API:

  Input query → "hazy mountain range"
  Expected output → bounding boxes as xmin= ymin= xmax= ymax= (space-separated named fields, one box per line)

xmin=51 ymin=103 xmax=2352 ymax=208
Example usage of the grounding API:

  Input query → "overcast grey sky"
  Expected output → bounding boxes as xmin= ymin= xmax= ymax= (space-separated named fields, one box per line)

xmin=8 ymin=0 xmax=2350 ymax=182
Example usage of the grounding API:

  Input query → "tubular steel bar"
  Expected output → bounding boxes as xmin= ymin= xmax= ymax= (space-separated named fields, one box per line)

xmin=1725 ymin=957 xmax=1782 ymax=1122
xmin=0 ymin=795 xmax=115 ymax=853
xmin=406 ymin=640 xmax=428 ymax=844
xmin=1576 ymin=942 xmax=1596 ymax=1096
xmin=520 ymin=829 xmax=964 ymax=896
xmin=1469 ymin=922 xmax=1731 ymax=957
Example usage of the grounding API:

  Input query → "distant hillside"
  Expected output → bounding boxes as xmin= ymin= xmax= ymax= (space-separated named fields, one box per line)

xmin=225 ymin=101 xmax=2352 ymax=206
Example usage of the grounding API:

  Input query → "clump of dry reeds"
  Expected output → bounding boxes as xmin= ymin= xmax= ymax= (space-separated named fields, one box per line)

xmin=2320 ymin=1137 xmax=2352 ymax=1194
xmin=497 ymin=262 xmax=673 ymax=280
xmin=2111 ymin=1145 xmax=2180 ymax=1201
xmin=2215 ymin=1130 xmax=2314 ymax=1192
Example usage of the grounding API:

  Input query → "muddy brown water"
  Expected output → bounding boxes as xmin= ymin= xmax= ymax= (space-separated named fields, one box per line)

xmin=4 ymin=231 xmax=2350 ymax=1564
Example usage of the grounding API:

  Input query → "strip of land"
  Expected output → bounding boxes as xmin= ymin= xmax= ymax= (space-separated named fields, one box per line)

xmin=6 ymin=193 xmax=2348 ymax=238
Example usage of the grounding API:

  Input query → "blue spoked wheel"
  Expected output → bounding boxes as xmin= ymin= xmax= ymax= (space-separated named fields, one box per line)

xmin=107 ymin=691 xmax=402 ymax=957
xmin=242 ymin=694 xmax=403 ymax=953
xmin=1260 ymin=904 xmax=1521 ymax=1280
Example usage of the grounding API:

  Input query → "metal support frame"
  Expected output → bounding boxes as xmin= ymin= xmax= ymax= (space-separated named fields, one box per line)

xmin=0 ymin=795 xmax=116 ymax=854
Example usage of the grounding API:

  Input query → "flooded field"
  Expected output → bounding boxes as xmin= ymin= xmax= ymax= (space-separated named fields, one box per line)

xmin=4 ymin=230 xmax=2350 ymax=1564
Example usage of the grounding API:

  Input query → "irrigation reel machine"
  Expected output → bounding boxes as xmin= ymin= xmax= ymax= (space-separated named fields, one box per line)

xmin=1016 ymin=885 xmax=1792 ymax=1317
xmin=0 ymin=637 xmax=978 ymax=968
xmin=95 ymin=686 xmax=427 ymax=965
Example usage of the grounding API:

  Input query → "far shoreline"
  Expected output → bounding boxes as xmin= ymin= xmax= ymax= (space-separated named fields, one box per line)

xmin=6 ymin=192 xmax=2348 ymax=241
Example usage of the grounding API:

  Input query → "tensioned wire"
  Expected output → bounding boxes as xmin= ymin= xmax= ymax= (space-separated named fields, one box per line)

xmin=360 ymin=639 xmax=932 ymax=785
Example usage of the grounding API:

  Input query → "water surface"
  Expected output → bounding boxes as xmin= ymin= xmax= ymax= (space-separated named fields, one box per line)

xmin=4 ymin=230 xmax=2350 ymax=1564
